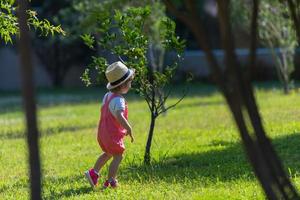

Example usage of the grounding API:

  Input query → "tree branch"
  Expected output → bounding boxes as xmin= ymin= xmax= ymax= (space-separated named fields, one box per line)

xmin=158 ymin=91 xmax=187 ymax=116
xmin=157 ymin=86 xmax=172 ymax=112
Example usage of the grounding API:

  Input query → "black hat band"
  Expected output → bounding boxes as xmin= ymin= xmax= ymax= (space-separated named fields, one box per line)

xmin=110 ymin=70 xmax=130 ymax=86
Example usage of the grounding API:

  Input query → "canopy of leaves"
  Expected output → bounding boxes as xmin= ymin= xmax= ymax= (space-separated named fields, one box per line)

xmin=258 ymin=1 xmax=297 ymax=48
xmin=81 ymin=6 xmax=185 ymax=115
xmin=230 ymin=0 xmax=297 ymax=49
xmin=0 ymin=0 xmax=65 ymax=43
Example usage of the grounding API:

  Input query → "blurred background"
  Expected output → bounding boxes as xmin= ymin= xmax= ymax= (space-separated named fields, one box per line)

xmin=0 ymin=0 xmax=299 ymax=90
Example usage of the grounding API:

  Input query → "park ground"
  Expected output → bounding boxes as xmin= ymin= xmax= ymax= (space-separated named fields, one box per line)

xmin=0 ymin=82 xmax=300 ymax=199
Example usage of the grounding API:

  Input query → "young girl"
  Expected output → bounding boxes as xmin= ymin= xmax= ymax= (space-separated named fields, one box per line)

xmin=85 ymin=61 xmax=135 ymax=189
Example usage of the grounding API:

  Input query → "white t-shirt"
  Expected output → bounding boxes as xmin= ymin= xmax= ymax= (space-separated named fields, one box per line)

xmin=102 ymin=92 xmax=126 ymax=117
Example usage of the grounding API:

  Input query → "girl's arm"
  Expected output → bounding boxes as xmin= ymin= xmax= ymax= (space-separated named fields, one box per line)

xmin=115 ymin=110 xmax=134 ymax=142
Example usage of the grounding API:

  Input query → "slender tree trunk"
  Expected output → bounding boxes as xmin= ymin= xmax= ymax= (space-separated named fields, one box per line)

xmin=144 ymin=113 xmax=156 ymax=165
xmin=144 ymin=49 xmax=158 ymax=165
xmin=218 ymin=1 xmax=298 ymax=198
xmin=282 ymin=51 xmax=290 ymax=94
xmin=149 ymin=43 xmax=167 ymax=115
xmin=17 ymin=0 xmax=42 ymax=200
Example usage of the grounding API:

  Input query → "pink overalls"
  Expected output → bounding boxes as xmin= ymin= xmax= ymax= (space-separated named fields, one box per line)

xmin=97 ymin=93 xmax=128 ymax=155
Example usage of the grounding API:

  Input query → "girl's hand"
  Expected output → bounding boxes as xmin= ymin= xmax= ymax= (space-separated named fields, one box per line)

xmin=126 ymin=129 xmax=134 ymax=143
xmin=129 ymin=133 xmax=134 ymax=143
xmin=115 ymin=110 xmax=134 ymax=143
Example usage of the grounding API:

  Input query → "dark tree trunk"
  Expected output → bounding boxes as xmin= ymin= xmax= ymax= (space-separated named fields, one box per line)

xmin=144 ymin=113 xmax=156 ymax=165
xmin=217 ymin=1 xmax=298 ymax=198
xmin=164 ymin=0 xmax=299 ymax=199
xmin=17 ymin=0 xmax=42 ymax=200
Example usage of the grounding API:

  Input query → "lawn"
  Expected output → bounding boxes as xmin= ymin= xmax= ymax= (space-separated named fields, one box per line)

xmin=0 ymin=83 xmax=300 ymax=199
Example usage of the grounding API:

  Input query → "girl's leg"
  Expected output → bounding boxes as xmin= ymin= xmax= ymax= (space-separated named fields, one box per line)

xmin=93 ymin=152 xmax=112 ymax=173
xmin=107 ymin=154 xmax=123 ymax=179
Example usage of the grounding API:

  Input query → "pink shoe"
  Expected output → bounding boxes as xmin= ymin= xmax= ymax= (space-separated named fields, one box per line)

xmin=84 ymin=169 xmax=99 ymax=188
xmin=103 ymin=180 xmax=110 ymax=189
xmin=103 ymin=179 xmax=118 ymax=189
xmin=110 ymin=179 xmax=118 ymax=188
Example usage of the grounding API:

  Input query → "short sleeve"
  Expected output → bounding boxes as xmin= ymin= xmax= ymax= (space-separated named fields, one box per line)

xmin=102 ymin=92 xmax=109 ymax=105
xmin=109 ymin=97 xmax=126 ymax=116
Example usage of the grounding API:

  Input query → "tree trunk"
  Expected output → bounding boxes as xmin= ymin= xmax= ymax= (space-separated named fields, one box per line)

xmin=283 ymin=80 xmax=290 ymax=95
xmin=165 ymin=0 xmax=300 ymax=199
xmin=282 ymin=51 xmax=290 ymax=94
xmin=218 ymin=1 xmax=298 ymax=198
xmin=144 ymin=113 xmax=156 ymax=165
xmin=17 ymin=0 xmax=42 ymax=200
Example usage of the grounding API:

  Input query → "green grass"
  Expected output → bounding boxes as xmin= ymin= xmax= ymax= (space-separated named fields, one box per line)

xmin=0 ymin=83 xmax=300 ymax=199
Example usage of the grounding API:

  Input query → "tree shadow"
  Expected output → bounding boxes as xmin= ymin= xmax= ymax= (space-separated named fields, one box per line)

xmin=122 ymin=141 xmax=251 ymax=183
xmin=2 ymin=133 xmax=299 ymax=198
xmin=0 ymin=123 xmax=94 ymax=140
xmin=1 ymin=81 xmax=292 ymax=117
xmin=176 ymin=99 xmax=225 ymax=110
xmin=122 ymin=133 xmax=300 ymax=184
xmin=43 ymin=173 xmax=93 ymax=199
xmin=0 ymin=83 xmax=219 ymax=115
xmin=0 ymin=178 xmax=27 ymax=194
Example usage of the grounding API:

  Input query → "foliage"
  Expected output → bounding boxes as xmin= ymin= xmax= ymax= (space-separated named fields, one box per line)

xmin=0 ymin=0 xmax=65 ymax=44
xmin=1 ymin=85 xmax=300 ymax=199
xmin=230 ymin=1 xmax=251 ymax=30
xmin=258 ymin=1 xmax=298 ymax=93
xmin=230 ymin=0 xmax=298 ymax=94
xmin=72 ymin=0 xmax=166 ymax=35
xmin=81 ymin=6 xmax=185 ymax=103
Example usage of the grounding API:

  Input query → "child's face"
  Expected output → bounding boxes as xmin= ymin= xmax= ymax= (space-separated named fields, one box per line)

xmin=120 ymin=76 xmax=133 ymax=94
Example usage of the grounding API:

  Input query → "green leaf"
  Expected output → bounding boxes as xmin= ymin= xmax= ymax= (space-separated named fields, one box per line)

xmin=80 ymin=34 xmax=95 ymax=49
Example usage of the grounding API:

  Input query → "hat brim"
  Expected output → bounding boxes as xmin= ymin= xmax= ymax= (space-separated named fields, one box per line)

xmin=107 ymin=69 xmax=135 ymax=90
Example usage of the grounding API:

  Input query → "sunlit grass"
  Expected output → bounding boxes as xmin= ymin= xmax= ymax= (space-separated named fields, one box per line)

xmin=0 ymin=83 xmax=300 ymax=199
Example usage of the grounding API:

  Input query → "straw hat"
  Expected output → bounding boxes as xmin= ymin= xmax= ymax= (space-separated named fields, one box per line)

xmin=105 ymin=61 xmax=135 ymax=90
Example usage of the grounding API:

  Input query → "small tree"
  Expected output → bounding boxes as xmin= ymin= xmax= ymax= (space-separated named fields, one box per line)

xmin=259 ymin=1 xmax=298 ymax=94
xmin=81 ymin=6 xmax=186 ymax=164
xmin=231 ymin=0 xmax=298 ymax=94
xmin=72 ymin=0 xmax=170 ymax=112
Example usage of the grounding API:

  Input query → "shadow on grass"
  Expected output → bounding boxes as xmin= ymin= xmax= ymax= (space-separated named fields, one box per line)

xmin=1 ymin=81 xmax=295 ymax=116
xmin=2 ymin=133 xmax=299 ymax=199
xmin=122 ymin=133 xmax=300 ymax=184
xmin=0 ymin=123 xmax=94 ymax=140
xmin=0 ymin=83 xmax=219 ymax=115
xmin=43 ymin=174 xmax=93 ymax=199
xmin=176 ymin=99 xmax=225 ymax=110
